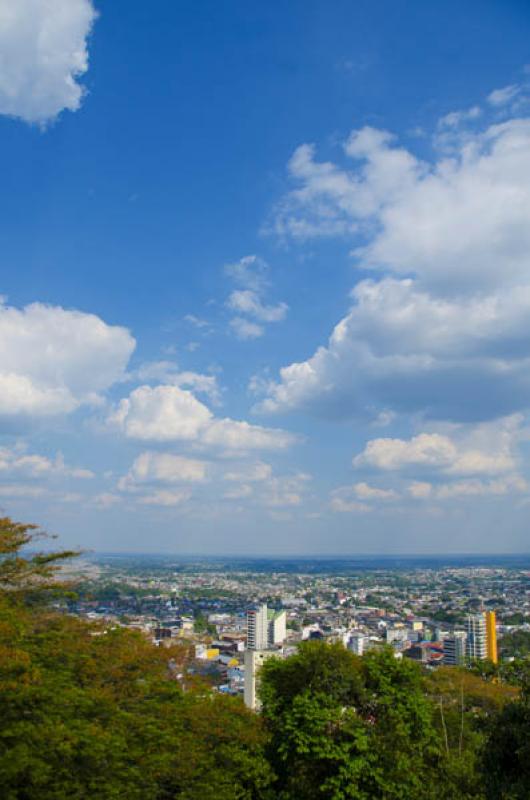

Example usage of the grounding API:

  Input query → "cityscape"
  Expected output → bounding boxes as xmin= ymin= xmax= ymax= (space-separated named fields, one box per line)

xmin=65 ymin=554 xmax=530 ymax=709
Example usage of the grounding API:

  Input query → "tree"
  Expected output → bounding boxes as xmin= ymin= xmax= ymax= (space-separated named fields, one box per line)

xmin=259 ymin=641 xmax=447 ymax=800
xmin=482 ymin=675 xmax=530 ymax=799
xmin=0 ymin=517 xmax=273 ymax=799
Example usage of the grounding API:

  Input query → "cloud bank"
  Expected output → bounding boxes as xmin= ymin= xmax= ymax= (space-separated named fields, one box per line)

xmin=260 ymin=93 xmax=530 ymax=425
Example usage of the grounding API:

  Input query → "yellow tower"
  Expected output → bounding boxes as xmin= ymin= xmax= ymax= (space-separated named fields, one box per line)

xmin=485 ymin=610 xmax=498 ymax=664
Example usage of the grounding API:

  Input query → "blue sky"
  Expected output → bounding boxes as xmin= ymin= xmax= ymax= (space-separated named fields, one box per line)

xmin=1 ymin=0 xmax=530 ymax=554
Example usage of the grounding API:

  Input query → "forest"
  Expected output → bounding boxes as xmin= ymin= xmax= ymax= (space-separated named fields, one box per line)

xmin=1 ymin=516 xmax=529 ymax=800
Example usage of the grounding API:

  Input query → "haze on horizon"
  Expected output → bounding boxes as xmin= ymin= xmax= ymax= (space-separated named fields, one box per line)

xmin=1 ymin=0 xmax=530 ymax=555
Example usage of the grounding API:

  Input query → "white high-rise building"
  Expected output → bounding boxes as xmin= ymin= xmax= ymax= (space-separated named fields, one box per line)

xmin=247 ymin=604 xmax=269 ymax=650
xmin=443 ymin=631 xmax=467 ymax=665
xmin=466 ymin=614 xmax=487 ymax=661
xmin=247 ymin=604 xmax=286 ymax=650
xmin=347 ymin=632 xmax=368 ymax=656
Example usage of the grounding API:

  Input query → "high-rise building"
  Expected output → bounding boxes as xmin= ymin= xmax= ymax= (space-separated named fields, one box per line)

xmin=466 ymin=613 xmax=487 ymax=661
xmin=247 ymin=604 xmax=269 ymax=650
xmin=347 ymin=632 xmax=368 ymax=656
xmin=247 ymin=604 xmax=286 ymax=650
xmin=485 ymin=610 xmax=498 ymax=664
xmin=443 ymin=631 xmax=467 ymax=666
xmin=268 ymin=608 xmax=287 ymax=646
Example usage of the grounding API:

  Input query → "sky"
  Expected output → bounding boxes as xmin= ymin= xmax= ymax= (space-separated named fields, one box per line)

xmin=1 ymin=0 xmax=530 ymax=555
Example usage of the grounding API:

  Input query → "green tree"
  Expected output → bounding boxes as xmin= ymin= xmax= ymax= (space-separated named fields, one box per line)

xmin=482 ymin=674 xmax=530 ymax=799
xmin=0 ymin=517 xmax=273 ymax=799
xmin=260 ymin=641 xmax=447 ymax=800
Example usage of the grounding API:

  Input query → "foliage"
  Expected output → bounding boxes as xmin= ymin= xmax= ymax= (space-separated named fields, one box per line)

xmin=500 ymin=629 xmax=530 ymax=658
xmin=0 ymin=518 xmax=273 ymax=799
xmin=482 ymin=675 xmax=530 ymax=799
xmin=260 ymin=641 xmax=449 ymax=799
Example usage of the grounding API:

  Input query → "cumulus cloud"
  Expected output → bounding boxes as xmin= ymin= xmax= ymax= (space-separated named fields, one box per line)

xmin=0 ymin=446 xmax=94 ymax=480
xmin=119 ymin=452 xmax=208 ymax=491
xmin=330 ymin=488 xmax=371 ymax=514
xmin=353 ymin=418 xmax=519 ymax=476
xmin=110 ymin=384 xmax=296 ymax=451
xmin=0 ymin=0 xmax=97 ymax=124
xmin=260 ymin=94 xmax=530 ymax=425
xmin=137 ymin=489 xmax=192 ymax=507
xmin=227 ymin=290 xmax=287 ymax=323
xmin=135 ymin=361 xmax=221 ymax=403
xmin=224 ymin=255 xmax=288 ymax=340
xmin=0 ymin=299 xmax=135 ymax=416
xmin=269 ymin=112 xmax=530 ymax=295
xmin=223 ymin=461 xmax=272 ymax=482
xmin=257 ymin=277 xmax=530 ymax=421
xmin=352 ymin=481 xmax=398 ymax=500
xmin=329 ymin=481 xmax=396 ymax=513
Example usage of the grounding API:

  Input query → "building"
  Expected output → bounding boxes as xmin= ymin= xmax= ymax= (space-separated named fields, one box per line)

xmin=243 ymin=649 xmax=276 ymax=710
xmin=466 ymin=613 xmax=487 ymax=661
xmin=347 ymin=632 xmax=368 ymax=656
xmin=247 ymin=604 xmax=269 ymax=650
xmin=268 ymin=608 xmax=287 ymax=646
xmin=443 ymin=631 xmax=467 ymax=666
xmin=247 ymin=604 xmax=286 ymax=650
xmin=485 ymin=610 xmax=498 ymax=664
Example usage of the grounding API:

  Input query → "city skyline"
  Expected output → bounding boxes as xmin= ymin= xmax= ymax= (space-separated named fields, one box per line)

xmin=2 ymin=1 xmax=530 ymax=554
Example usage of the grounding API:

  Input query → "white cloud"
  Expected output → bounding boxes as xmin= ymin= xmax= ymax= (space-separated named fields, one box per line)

xmin=227 ymin=290 xmax=287 ymax=323
xmin=224 ymin=462 xmax=272 ymax=482
xmin=0 ymin=300 xmax=135 ymax=416
xmin=135 ymin=361 xmax=221 ymax=403
xmin=110 ymin=385 xmax=212 ymax=442
xmin=352 ymin=481 xmax=398 ymax=500
xmin=435 ymin=475 xmax=527 ymax=499
xmin=110 ymin=384 xmax=296 ymax=452
xmin=269 ymin=116 xmax=530 ymax=295
xmin=487 ymin=84 xmax=521 ymax=107
xmin=230 ymin=317 xmax=264 ymax=340
xmin=0 ymin=0 xmax=97 ymax=124
xmin=137 ymin=489 xmax=192 ymax=507
xmin=405 ymin=475 xmax=528 ymax=501
xmin=120 ymin=452 xmax=208 ymax=491
xmin=202 ymin=418 xmax=295 ymax=451
xmin=183 ymin=314 xmax=211 ymax=329
xmin=330 ymin=488 xmax=371 ymax=514
xmin=0 ymin=444 xmax=93 ymax=479
xmin=354 ymin=417 xmax=520 ymax=476
xmin=224 ymin=255 xmax=269 ymax=291
xmin=224 ymin=255 xmax=288 ymax=339
xmin=438 ymin=105 xmax=481 ymax=129
xmin=257 ymin=276 xmax=530 ymax=421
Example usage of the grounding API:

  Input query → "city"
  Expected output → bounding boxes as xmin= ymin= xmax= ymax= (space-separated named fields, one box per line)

xmin=63 ymin=554 xmax=530 ymax=708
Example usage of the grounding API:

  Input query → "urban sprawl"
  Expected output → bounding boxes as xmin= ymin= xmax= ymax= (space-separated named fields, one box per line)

xmin=66 ymin=556 xmax=530 ymax=710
